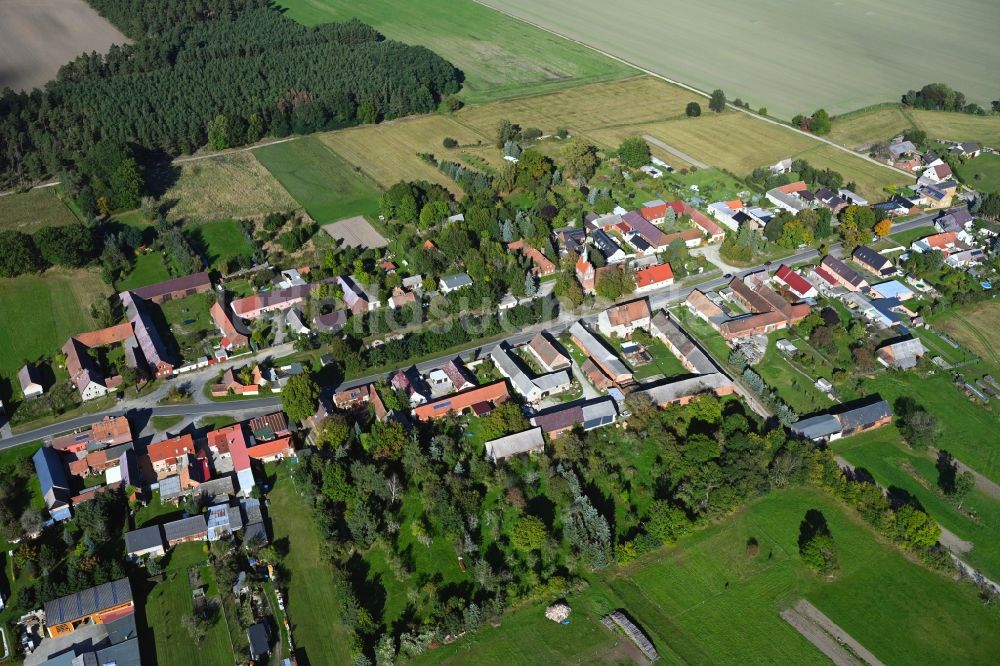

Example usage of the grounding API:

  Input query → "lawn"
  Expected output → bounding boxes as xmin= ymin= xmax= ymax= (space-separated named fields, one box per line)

xmin=858 ymin=370 xmax=1000 ymax=485
xmin=142 ymin=542 xmax=235 ymax=666
xmin=616 ymin=337 xmax=688 ymax=381
xmin=160 ymin=151 xmax=299 ymax=222
xmin=254 ymin=137 xmax=382 ymax=223
xmin=275 ymin=0 xmax=635 ymax=103
xmin=185 ymin=219 xmax=254 ymax=269
xmin=833 ymin=427 xmax=1000 ymax=582
xmin=115 ymin=252 xmax=172 ymax=292
xmin=197 ymin=415 xmax=237 ymax=430
xmin=954 ymin=153 xmax=1000 ymax=194
xmin=268 ymin=465 xmax=355 ymax=665
xmin=754 ymin=337 xmax=834 ymax=417
xmin=934 ymin=300 xmax=1000 ymax=369
xmin=0 ymin=268 xmax=111 ymax=391
xmin=318 ymin=114 xmax=493 ymax=194
xmin=419 ymin=486 xmax=1000 ymax=664
xmin=480 ymin=0 xmax=1000 ymax=119
xmin=151 ymin=415 xmax=184 ymax=431
xmin=0 ymin=187 xmax=78 ymax=233
xmin=889 ymin=225 xmax=934 ymax=247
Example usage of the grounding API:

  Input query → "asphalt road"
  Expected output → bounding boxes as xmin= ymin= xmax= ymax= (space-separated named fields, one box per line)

xmin=2 ymin=212 xmax=935 ymax=449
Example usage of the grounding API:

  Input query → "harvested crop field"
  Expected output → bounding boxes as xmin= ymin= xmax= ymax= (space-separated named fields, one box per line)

xmin=163 ymin=150 xmax=299 ymax=222
xmin=828 ymin=108 xmax=914 ymax=150
xmin=275 ymin=0 xmax=635 ymax=102
xmin=0 ymin=187 xmax=79 ymax=233
xmin=318 ymin=114 xmax=494 ymax=193
xmin=320 ymin=77 xmax=909 ymax=202
xmin=480 ymin=0 xmax=1000 ymax=119
xmin=322 ymin=216 xmax=388 ymax=250
xmin=0 ymin=0 xmax=129 ymax=92
xmin=829 ymin=107 xmax=1000 ymax=151
xmin=907 ymin=110 xmax=1000 ymax=147
xmin=935 ymin=302 xmax=1000 ymax=369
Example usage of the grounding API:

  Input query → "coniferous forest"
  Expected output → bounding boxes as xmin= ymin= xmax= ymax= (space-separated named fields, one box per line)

xmin=0 ymin=0 xmax=462 ymax=189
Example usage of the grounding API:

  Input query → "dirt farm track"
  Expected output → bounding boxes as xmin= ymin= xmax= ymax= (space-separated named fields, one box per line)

xmin=0 ymin=0 xmax=128 ymax=92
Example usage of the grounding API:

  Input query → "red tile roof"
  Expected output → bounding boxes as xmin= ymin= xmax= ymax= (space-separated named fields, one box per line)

xmin=247 ymin=436 xmax=294 ymax=460
xmin=147 ymin=434 xmax=196 ymax=465
xmin=414 ymin=381 xmax=510 ymax=421
xmin=776 ymin=180 xmax=808 ymax=194
xmin=635 ymin=263 xmax=674 ymax=288
xmin=774 ymin=264 xmax=813 ymax=296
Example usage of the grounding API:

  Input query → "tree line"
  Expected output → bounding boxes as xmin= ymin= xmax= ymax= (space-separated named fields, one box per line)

xmin=0 ymin=0 xmax=461 ymax=188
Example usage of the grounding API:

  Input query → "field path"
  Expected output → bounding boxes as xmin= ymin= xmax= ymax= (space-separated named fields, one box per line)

xmin=474 ymin=0 xmax=913 ymax=179
xmin=172 ymin=137 xmax=297 ymax=164
xmin=643 ymin=134 xmax=708 ymax=169
xmin=782 ymin=600 xmax=885 ymax=666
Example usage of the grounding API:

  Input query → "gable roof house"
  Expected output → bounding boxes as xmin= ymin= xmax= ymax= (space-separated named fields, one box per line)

xmin=720 ymin=276 xmax=810 ymax=340
xmin=820 ymin=255 xmax=869 ymax=291
xmin=389 ymin=287 xmax=418 ymax=309
xmin=852 ymin=246 xmax=896 ymax=277
xmin=634 ymin=262 xmax=675 ymax=292
xmin=508 ymin=240 xmax=556 ymax=276
xmin=765 ymin=181 xmax=812 ymax=214
xmin=526 ymin=332 xmax=571 ymax=372
xmin=591 ymin=229 xmax=628 ymax=263
xmin=338 ymin=275 xmax=380 ymax=315
xmin=773 ymin=264 xmax=817 ymax=299
xmin=439 ymin=272 xmax=474 ymax=294
xmin=921 ymin=162 xmax=954 ymax=184
xmin=34 ymin=446 xmax=72 ymax=522
xmin=147 ymin=434 xmax=199 ymax=479
xmin=935 ymin=207 xmax=974 ymax=233
xmin=952 ymin=141 xmax=981 ymax=158
xmin=530 ymin=404 xmax=584 ymax=440
xmin=556 ymin=227 xmax=587 ymax=256
xmin=130 ymin=272 xmax=211 ymax=304
xmin=622 ymin=211 xmax=670 ymax=250
xmin=391 ymin=368 xmax=428 ymax=406
xmin=649 ymin=311 xmax=717 ymax=375
xmin=792 ymin=399 xmax=893 ymax=443
xmin=877 ymin=337 xmax=928 ymax=369
xmin=490 ymin=344 xmax=570 ymax=403
xmin=249 ymin=412 xmax=290 ymax=441
xmin=18 ymin=364 xmax=44 ymax=400
xmin=413 ymin=381 xmax=510 ymax=420
xmin=485 ymin=427 xmax=545 ymax=462
xmin=125 ymin=525 xmax=165 ymax=561
xmin=119 ymin=291 xmax=177 ymax=377
xmin=230 ymin=283 xmax=315 ymax=320
xmin=667 ymin=200 xmax=724 ymax=242
xmin=638 ymin=372 xmax=734 ymax=407
xmin=888 ymin=140 xmax=918 ymax=160
xmin=569 ymin=321 xmax=633 ymax=384
xmin=597 ymin=298 xmax=651 ymax=338
xmin=211 ymin=368 xmax=259 ymax=397
xmin=442 ymin=359 xmax=475 ymax=391
xmin=211 ymin=301 xmax=250 ymax=350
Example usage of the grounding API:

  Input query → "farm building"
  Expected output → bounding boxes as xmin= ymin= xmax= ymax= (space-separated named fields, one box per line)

xmin=527 ymin=332 xmax=571 ymax=372
xmin=569 ymin=322 xmax=633 ymax=385
xmin=44 ymin=578 xmax=134 ymax=637
xmin=485 ymin=427 xmax=546 ymax=462
xmin=18 ymin=364 xmax=44 ymax=400
xmin=877 ymin=337 xmax=927 ymax=369
xmin=129 ymin=272 xmax=211 ymax=304
xmin=34 ymin=446 xmax=72 ymax=522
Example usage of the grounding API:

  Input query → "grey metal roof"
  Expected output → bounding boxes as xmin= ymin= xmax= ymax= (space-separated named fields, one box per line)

xmin=490 ymin=346 xmax=536 ymax=398
xmin=638 ymin=373 xmax=731 ymax=406
xmin=124 ymin=525 xmax=164 ymax=554
xmin=791 ymin=414 xmax=841 ymax=440
xmin=44 ymin=578 xmax=133 ymax=626
xmin=158 ymin=475 xmax=182 ymax=500
xmin=163 ymin=514 xmax=207 ymax=543
xmin=485 ymin=427 xmax=545 ymax=461
xmin=569 ymin=322 xmax=631 ymax=379
xmin=242 ymin=497 xmax=264 ymax=524
xmin=649 ymin=311 xmax=716 ymax=374
xmin=581 ymin=399 xmax=617 ymax=429
xmin=533 ymin=370 xmax=572 ymax=392
xmin=836 ymin=400 xmax=892 ymax=431
xmin=441 ymin=273 xmax=473 ymax=290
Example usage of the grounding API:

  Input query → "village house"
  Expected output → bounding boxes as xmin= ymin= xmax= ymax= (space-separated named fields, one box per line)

xmin=211 ymin=301 xmax=250 ymax=350
xmin=556 ymin=227 xmax=587 ymax=256
xmin=707 ymin=200 xmax=744 ymax=230
xmin=249 ymin=412 xmax=290 ymax=441
xmin=526 ymin=332 xmax=571 ymax=372
xmin=338 ymin=275 xmax=380 ymax=314
xmin=508 ymin=240 xmax=556 ymax=276
xmin=773 ymin=264 xmax=817 ymax=299
xmin=388 ymin=287 xmax=418 ymax=309
xmin=950 ymin=141 xmax=981 ymax=158
xmin=935 ymin=207 xmax=974 ymax=233
xmin=18 ymin=363 xmax=44 ymax=400
xmin=119 ymin=290 xmax=177 ymax=377
xmin=814 ymin=188 xmax=848 ymax=214
xmin=285 ymin=308 xmax=311 ymax=336
xmin=413 ymin=381 xmax=510 ymax=420
xmin=852 ymin=246 xmax=896 ymax=277
xmin=439 ymin=272 xmax=474 ymax=294
xmin=818 ymin=255 xmax=868 ymax=291
xmin=666 ymin=200 xmax=725 ymax=242
xmin=597 ymin=298 xmax=651 ymax=338
xmin=391 ymin=368 xmax=429 ymax=406
xmin=766 ymin=181 xmax=813 ymax=214
xmin=591 ymin=229 xmax=628 ymax=263
xmin=247 ymin=436 xmax=295 ymax=463
xmin=34 ymin=446 xmax=72 ymax=522
xmin=52 ymin=415 xmax=133 ymax=453
xmin=569 ymin=321 xmax=633 ymax=385
xmin=490 ymin=344 xmax=571 ymax=403
xmin=147 ymin=434 xmax=199 ymax=479
xmin=634 ymin=262 xmax=675 ymax=292
xmin=230 ymin=283 xmax=317 ymax=320
xmin=721 ymin=274 xmax=810 ymax=340
xmin=211 ymin=367 xmax=259 ymax=397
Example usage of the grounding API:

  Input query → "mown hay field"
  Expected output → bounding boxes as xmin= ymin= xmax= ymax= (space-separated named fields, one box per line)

xmin=274 ymin=0 xmax=635 ymax=102
xmin=254 ymin=137 xmax=382 ymax=222
xmin=829 ymin=107 xmax=1000 ymax=150
xmin=318 ymin=114 xmax=494 ymax=193
xmin=319 ymin=77 xmax=910 ymax=202
xmin=0 ymin=187 xmax=79 ymax=233
xmin=480 ymin=0 xmax=1000 ymax=119
xmin=165 ymin=151 xmax=299 ymax=222
xmin=935 ymin=301 xmax=1000 ymax=369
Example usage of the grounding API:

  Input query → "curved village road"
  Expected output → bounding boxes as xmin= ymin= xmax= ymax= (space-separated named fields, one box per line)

xmin=2 ymin=215 xmax=936 ymax=449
